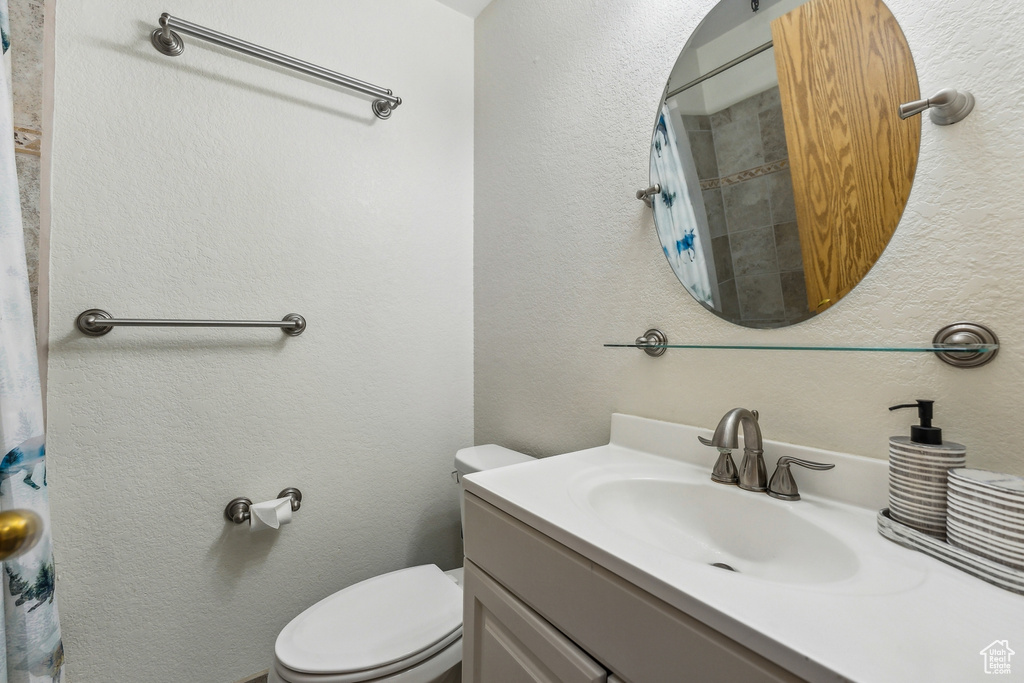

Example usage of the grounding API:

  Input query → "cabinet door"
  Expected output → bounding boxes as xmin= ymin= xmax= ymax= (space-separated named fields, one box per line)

xmin=463 ymin=560 xmax=607 ymax=683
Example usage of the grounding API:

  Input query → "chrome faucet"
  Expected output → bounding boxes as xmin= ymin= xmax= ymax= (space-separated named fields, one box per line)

xmin=699 ymin=408 xmax=767 ymax=492
xmin=699 ymin=408 xmax=835 ymax=499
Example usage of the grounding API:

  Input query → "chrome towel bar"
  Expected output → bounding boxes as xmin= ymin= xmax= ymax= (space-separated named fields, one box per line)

xmin=76 ymin=309 xmax=306 ymax=337
xmin=150 ymin=13 xmax=402 ymax=120
xmin=665 ymin=40 xmax=774 ymax=99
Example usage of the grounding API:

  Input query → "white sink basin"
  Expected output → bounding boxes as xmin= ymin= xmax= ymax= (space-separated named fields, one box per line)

xmin=576 ymin=476 xmax=860 ymax=584
xmin=462 ymin=414 xmax=1024 ymax=683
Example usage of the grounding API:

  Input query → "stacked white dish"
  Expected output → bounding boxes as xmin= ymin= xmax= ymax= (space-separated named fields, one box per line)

xmin=888 ymin=436 xmax=966 ymax=538
xmin=947 ymin=469 xmax=1024 ymax=570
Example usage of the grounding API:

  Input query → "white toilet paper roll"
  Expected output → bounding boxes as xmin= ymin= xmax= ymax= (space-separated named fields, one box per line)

xmin=249 ymin=497 xmax=293 ymax=532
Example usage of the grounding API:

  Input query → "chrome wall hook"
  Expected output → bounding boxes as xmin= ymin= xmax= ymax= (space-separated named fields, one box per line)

xmin=899 ymin=88 xmax=975 ymax=125
xmin=635 ymin=184 xmax=661 ymax=208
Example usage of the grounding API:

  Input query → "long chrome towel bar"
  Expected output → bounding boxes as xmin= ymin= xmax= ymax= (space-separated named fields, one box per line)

xmin=76 ymin=309 xmax=306 ymax=337
xmin=666 ymin=41 xmax=774 ymax=99
xmin=150 ymin=13 xmax=401 ymax=120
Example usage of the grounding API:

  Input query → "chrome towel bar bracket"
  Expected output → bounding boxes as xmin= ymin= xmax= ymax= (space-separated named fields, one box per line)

xmin=76 ymin=309 xmax=306 ymax=336
xmin=150 ymin=13 xmax=401 ymax=120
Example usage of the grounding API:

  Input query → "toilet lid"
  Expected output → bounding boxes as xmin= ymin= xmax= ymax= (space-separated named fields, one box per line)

xmin=276 ymin=564 xmax=463 ymax=675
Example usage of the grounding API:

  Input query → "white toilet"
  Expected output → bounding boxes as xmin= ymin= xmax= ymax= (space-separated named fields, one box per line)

xmin=269 ymin=445 xmax=534 ymax=683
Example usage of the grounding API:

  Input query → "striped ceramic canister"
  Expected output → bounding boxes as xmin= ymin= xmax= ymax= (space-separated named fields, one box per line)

xmin=888 ymin=436 xmax=966 ymax=538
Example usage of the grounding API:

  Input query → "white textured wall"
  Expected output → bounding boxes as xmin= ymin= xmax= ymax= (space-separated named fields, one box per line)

xmin=475 ymin=0 xmax=1024 ymax=476
xmin=46 ymin=1 xmax=473 ymax=681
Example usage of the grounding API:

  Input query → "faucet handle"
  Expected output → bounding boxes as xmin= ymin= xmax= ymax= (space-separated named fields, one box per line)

xmin=768 ymin=457 xmax=835 ymax=501
xmin=777 ymin=457 xmax=834 ymax=471
xmin=698 ymin=436 xmax=739 ymax=485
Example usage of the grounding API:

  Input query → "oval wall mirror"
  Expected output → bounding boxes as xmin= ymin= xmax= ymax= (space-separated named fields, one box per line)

xmin=650 ymin=0 xmax=920 ymax=328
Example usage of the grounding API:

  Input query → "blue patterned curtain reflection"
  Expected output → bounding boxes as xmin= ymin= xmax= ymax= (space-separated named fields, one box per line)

xmin=650 ymin=105 xmax=713 ymax=305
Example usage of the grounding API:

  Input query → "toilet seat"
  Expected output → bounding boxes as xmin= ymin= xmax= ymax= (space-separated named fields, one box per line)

xmin=273 ymin=565 xmax=463 ymax=683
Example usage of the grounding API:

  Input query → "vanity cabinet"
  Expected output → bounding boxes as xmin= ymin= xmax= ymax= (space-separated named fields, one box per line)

xmin=462 ymin=493 xmax=803 ymax=683
xmin=463 ymin=561 xmax=607 ymax=683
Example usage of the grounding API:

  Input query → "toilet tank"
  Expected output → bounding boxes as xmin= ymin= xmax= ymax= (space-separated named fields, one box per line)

xmin=454 ymin=444 xmax=534 ymax=531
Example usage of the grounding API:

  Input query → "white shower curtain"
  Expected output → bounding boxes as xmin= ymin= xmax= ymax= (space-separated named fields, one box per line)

xmin=0 ymin=4 xmax=65 ymax=682
xmin=650 ymin=105 xmax=713 ymax=305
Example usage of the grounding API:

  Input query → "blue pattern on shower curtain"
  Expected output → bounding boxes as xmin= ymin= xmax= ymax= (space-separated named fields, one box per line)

xmin=650 ymin=105 xmax=713 ymax=305
xmin=0 ymin=5 xmax=65 ymax=681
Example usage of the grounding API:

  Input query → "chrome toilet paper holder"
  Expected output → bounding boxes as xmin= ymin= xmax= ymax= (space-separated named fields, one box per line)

xmin=224 ymin=487 xmax=302 ymax=524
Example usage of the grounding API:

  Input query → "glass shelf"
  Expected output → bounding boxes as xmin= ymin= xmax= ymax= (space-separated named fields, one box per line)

xmin=609 ymin=323 xmax=1000 ymax=367
xmin=604 ymin=342 xmax=999 ymax=353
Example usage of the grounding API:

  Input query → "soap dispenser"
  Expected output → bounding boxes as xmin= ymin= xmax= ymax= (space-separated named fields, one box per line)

xmin=887 ymin=400 xmax=966 ymax=538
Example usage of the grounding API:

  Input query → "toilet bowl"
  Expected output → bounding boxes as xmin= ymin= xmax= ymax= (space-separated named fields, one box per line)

xmin=270 ymin=445 xmax=533 ymax=683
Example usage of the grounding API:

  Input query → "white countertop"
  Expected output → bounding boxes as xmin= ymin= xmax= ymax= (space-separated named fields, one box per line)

xmin=463 ymin=414 xmax=1024 ymax=683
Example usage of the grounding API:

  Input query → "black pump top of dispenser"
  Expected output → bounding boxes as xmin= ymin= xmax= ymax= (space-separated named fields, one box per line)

xmin=889 ymin=399 xmax=943 ymax=445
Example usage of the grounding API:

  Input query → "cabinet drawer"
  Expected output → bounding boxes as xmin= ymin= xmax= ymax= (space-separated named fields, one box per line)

xmin=464 ymin=493 xmax=803 ymax=683
xmin=464 ymin=559 xmax=607 ymax=683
